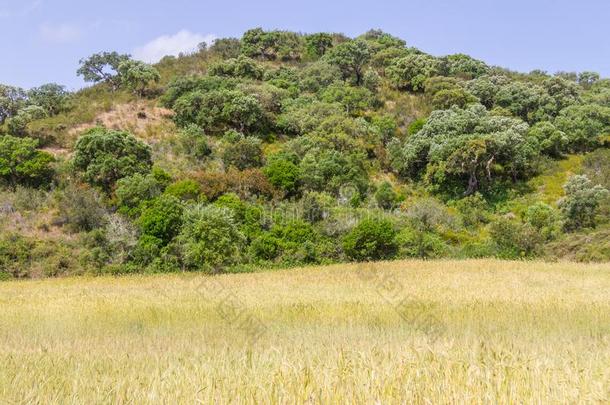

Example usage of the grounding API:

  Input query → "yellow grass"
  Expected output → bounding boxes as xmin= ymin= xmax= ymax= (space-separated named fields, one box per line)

xmin=1 ymin=260 xmax=609 ymax=403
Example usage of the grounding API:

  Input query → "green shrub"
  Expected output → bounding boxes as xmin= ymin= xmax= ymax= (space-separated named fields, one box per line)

xmin=222 ymin=136 xmax=264 ymax=170
xmin=164 ymin=179 xmax=202 ymax=202
xmin=396 ymin=228 xmax=448 ymax=258
xmin=524 ymin=202 xmax=560 ymax=240
xmin=558 ymin=175 xmax=609 ymax=231
xmin=177 ymin=204 xmax=245 ymax=271
xmin=73 ymin=127 xmax=152 ymax=192
xmin=137 ymin=195 xmax=184 ymax=245
xmin=0 ymin=136 xmax=54 ymax=188
xmin=489 ymin=217 xmax=543 ymax=259
xmin=115 ymin=173 xmax=163 ymax=216
xmin=374 ymin=182 xmax=399 ymax=210
xmin=453 ymin=193 xmax=490 ymax=228
xmin=249 ymin=232 xmax=282 ymax=261
xmin=342 ymin=218 xmax=398 ymax=261
xmin=263 ymin=153 xmax=301 ymax=195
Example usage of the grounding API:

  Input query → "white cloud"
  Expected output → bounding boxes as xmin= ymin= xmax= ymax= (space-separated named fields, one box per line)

xmin=133 ymin=30 xmax=216 ymax=63
xmin=39 ymin=23 xmax=81 ymax=43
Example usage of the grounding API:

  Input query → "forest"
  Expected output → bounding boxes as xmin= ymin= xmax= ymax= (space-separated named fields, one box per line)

xmin=1 ymin=28 xmax=609 ymax=278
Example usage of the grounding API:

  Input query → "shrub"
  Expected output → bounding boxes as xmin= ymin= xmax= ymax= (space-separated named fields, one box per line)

xmin=558 ymin=175 xmax=609 ymax=231
xmin=177 ymin=204 xmax=245 ymax=271
xmin=387 ymin=54 xmax=440 ymax=91
xmin=164 ymin=179 xmax=202 ymax=202
xmin=405 ymin=198 xmax=455 ymax=232
xmin=524 ymin=202 xmax=561 ymax=240
xmin=137 ymin=195 xmax=184 ymax=245
xmin=489 ymin=217 xmax=543 ymax=259
xmin=263 ymin=153 xmax=301 ymax=195
xmin=342 ymin=218 xmax=398 ymax=261
xmin=222 ymin=136 xmax=264 ymax=170
xmin=194 ymin=168 xmax=277 ymax=201
xmin=301 ymin=191 xmax=332 ymax=223
xmin=115 ymin=173 xmax=163 ymax=216
xmin=55 ymin=184 xmax=107 ymax=232
xmin=178 ymin=124 xmax=212 ymax=159
xmin=374 ymin=182 xmax=399 ymax=210
xmin=73 ymin=127 xmax=152 ymax=192
xmin=396 ymin=228 xmax=448 ymax=258
xmin=0 ymin=135 xmax=54 ymax=188
xmin=208 ymin=55 xmax=265 ymax=80
xmin=453 ymin=193 xmax=489 ymax=228
xmin=0 ymin=233 xmax=33 ymax=278
xmin=249 ymin=232 xmax=281 ymax=261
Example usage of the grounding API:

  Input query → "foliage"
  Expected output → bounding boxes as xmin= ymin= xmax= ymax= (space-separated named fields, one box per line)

xmin=553 ymin=104 xmax=610 ymax=151
xmin=325 ymin=40 xmax=371 ymax=85
xmin=77 ymin=51 xmax=131 ymax=89
xmin=73 ymin=127 xmax=152 ymax=192
xmin=208 ymin=55 xmax=265 ymax=80
xmin=55 ymin=184 xmax=107 ymax=232
xmin=164 ymin=179 xmax=202 ymax=202
xmin=263 ymin=153 xmax=301 ymax=195
xmin=489 ymin=217 xmax=543 ymax=259
xmin=342 ymin=218 xmax=398 ymax=261
xmin=222 ymin=135 xmax=264 ymax=170
xmin=374 ymin=181 xmax=399 ymax=210
xmin=558 ymin=175 xmax=609 ymax=231
xmin=0 ymin=135 xmax=54 ymax=188
xmin=387 ymin=54 xmax=440 ymax=91
xmin=27 ymin=83 xmax=71 ymax=115
xmin=115 ymin=173 xmax=164 ymax=216
xmin=137 ymin=195 xmax=184 ymax=245
xmin=177 ymin=204 xmax=245 ymax=271
xmin=117 ymin=60 xmax=160 ymax=96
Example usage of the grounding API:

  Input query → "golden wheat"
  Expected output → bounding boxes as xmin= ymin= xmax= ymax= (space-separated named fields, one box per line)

xmin=0 ymin=259 xmax=608 ymax=404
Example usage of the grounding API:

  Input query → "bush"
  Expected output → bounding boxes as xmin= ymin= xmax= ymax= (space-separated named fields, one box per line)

xmin=137 ymin=195 xmax=184 ymax=245
xmin=489 ymin=217 xmax=543 ymax=259
xmin=249 ymin=232 xmax=281 ymax=261
xmin=55 ymin=184 xmax=107 ymax=232
xmin=453 ymin=193 xmax=489 ymax=228
xmin=222 ymin=136 xmax=264 ymax=170
xmin=194 ymin=168 xmax=277 ymax=201
xmin=73 ymin=127 xmax=152 ymax=192
xmin=0 ymin=233 xmax=33 ymax=278
xmin=301 ymin=191 xmax=332 ymax=223
xmin=342 ymin=218 xmax=398 ymax=261
xmin=263 ymin=153 xmax=301 ymax=195
xmin=177 ymin=204 xmax=245 ymax=271
xmin=396 ymin=228 xmax=448 ymax=258
xmin=524 ymin=202 xmax=560 ymax=240
xmin=115 ymin=173 xmax=163 ymax=216
xmin=374 ymin=182 xmax=399 ymax=210
xmin=178 ymin=124 xmax=212 ymax=159
xmin=0 ymin=136 xmax=54 ymax=189
xmin=558 ymin=175 xmax=609 ymax=231
xmin=164 ymin=179 xmax=202 ymax=202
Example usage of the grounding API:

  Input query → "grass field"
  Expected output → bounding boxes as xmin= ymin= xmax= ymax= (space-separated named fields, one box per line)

xmin=1 ymin=260 xmax=609 ymax=404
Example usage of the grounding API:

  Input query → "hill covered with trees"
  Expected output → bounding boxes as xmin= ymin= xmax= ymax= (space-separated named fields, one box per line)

xmin=1 ymin=28 xmax=609 ymax=278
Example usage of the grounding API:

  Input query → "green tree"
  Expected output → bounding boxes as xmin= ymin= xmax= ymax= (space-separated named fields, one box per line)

xmin=208 ymin=55 xmax=265 ymax=80
xmin=305 ymin=33 xmax=334 ymax=58
xmin=222 ymin=136 xmax=264 ymax=170
xmin=137 ymin=195 xmax=185 ymax=246
xmin=0 ymin=85 xmax=27 ymax=124
xmin=77 ymin=51 xmax=131 ymax=89
xmin=27 ymin=83 xmax=71 ymax=115
xmin=387 ymin=53 xmax=440 ymax=91
xmin=558 ymin=175 xmax=609 ymax=231
xmin=325 ymin=40 xmax=371 ymax=85
xmin=554 ymin=104 xmax=610 ymax=151
xmin=73 ymin=127 xmax=152 ymax=192
xmin=117 ymin=60 xmax=160 ymax=96
xmin=0 ymin=136 xmax=54 ymax=188
xmin=115 ymin=173 xmax=164 ymax=216
xmin=263 ymin=153 xmax=301 ymax=195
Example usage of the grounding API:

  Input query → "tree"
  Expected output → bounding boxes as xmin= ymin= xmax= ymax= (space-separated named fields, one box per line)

xmin=439 ymin=54 xmax=488 ymax=79
xmin=343 ymin=218 xmax=398 ymax=261
xmin=0 ymin=85 xmax=27 ymax=124
xmin=209 ymin=37 xmax=242 ymax=59
xmin=0 ymin=136 xmax=54 ymax=188
xmin=73 ymin=127 xmax=152 ymax=192
xmin=117 ymin=60 xmax=160 ymax=96
xmin=527 ymin=121 xmax=568 ymax=157
xmin=177 ymin=204 xmax=245 ymax=271
xmin=241 ymin=28 xmax=304 ymax=61
xmin=558 ymin=175 xmax=609 ymax=231
xmin=27 ymin=83 xmax=71 ymax=115
xmin=387 ymin=53 xmax=440 ymax=91
xmin=493 ymin=81 xmax=554 ymax=123
xmin=115 ymin=173 xmax=164 ymax=216
xmin=208 ymin=55 xmax=264 ymax=80
xmin=389 ymin=105 xmax=537 ymax=196
xmin=325 ymin=40 xmax=371 ymax=85
xmin=553 ymin=104 xmax=610 ymax=151
xmin=305 ymin=33 xmax=334 ymax=58
xmin=374 ymin=182 xmax=399 ymax=210
xmin=77 ymin=52 xmax=131 ymax=89
xmin=6 ymin=105 xmax=47 ymax=136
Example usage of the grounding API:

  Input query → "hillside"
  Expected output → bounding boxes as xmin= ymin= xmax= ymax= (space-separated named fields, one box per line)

xmin=1 ymin=28 xmax=610 ymax=278
xmin=1 ymin=260 xmax=608 ymax=402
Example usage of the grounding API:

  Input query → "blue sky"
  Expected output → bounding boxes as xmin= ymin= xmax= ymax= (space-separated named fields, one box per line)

xmin=1 ymin=0 xmax=609 ymax=89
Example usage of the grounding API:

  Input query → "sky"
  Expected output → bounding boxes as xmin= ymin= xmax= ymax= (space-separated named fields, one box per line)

xmin=1 ymin=0 xmax=609 ymax=89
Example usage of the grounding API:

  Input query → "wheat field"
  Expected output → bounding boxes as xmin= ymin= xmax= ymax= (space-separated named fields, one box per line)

xmin=0 ymin=260 xmax=609 ymax=404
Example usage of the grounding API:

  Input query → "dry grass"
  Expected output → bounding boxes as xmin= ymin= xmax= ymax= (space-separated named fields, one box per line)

xmin=0 ymin=259 xmax=608 ymax=403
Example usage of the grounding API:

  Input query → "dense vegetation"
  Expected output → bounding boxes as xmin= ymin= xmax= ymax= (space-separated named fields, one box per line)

xmin=1 ymin=28 xmax=609 ymax=278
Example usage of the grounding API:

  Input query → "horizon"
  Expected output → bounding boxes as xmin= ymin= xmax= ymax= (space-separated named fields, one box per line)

xmin=1 ymin=0 xmax=609 ymax=90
